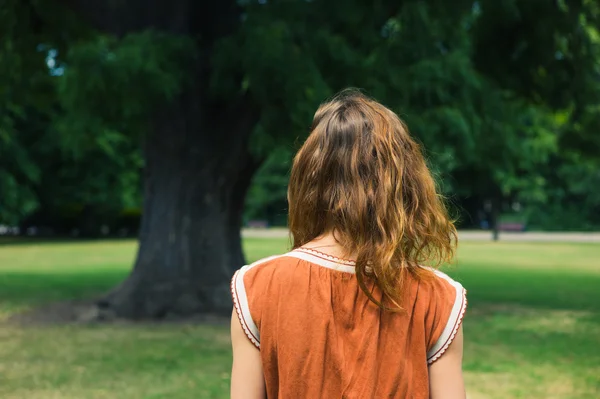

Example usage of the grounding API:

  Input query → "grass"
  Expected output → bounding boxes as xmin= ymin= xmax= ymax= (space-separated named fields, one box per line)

xmin=0 ymin=238 xmax=599 ymax=398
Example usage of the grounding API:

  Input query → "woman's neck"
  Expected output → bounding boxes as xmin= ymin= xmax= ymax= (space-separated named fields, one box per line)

xmin=301 ymin=232 xmax=357 ymax=261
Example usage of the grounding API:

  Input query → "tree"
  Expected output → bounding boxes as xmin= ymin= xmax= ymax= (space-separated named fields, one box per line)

xmin=3 ymin=0 xmax=260 ymax=316
xmin=2 ymin=0 xmax=599 ymax=319
xmin=46 ymin=0 xmax=263 ymax=317
xmin=0 ymin=1 xmax=143 ymax=235
xmin=0 ymin=0 xmax=62 ymax=224
xmin=469 ymin=0 xmax=600 ymax=235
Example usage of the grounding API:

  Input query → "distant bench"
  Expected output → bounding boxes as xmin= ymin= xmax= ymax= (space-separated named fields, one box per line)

xmin=247 ymin=220 xmax=269 ymax=229
xmin=499 ymin=222 xmax=526 ymax=232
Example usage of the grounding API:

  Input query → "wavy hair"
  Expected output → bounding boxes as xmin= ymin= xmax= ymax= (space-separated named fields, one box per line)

xmin=288 ymin=90 xmax=457 ymax=310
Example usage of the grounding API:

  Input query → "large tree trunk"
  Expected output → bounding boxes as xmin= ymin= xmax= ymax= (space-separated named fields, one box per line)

xmin=99 ymin=93 xmax=260 ymax=319
xmin=64 ymin=0 xmax=261 ymax=319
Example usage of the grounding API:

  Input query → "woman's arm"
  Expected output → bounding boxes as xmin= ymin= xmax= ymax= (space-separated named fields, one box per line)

xmin=230 ymin=310 xmax=266 ymax=399
xmin=428 ymin=326 xmax=466 ymax=399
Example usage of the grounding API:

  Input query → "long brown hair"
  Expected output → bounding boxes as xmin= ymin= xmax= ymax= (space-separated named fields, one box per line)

xmin=288 ymin=90 xmax=457 ymax=310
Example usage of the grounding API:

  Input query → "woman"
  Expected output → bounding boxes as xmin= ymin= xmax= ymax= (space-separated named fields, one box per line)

xmin=230 ymin=90 xmax=467 ymax=399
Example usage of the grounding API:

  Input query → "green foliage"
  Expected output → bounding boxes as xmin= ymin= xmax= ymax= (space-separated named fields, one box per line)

xmin=2 ymin=103 xmax=143 ymax=231
xmin=269 ymin=1 xmax=597 ymax=228
xmin=0 ymin=0 xmax=193 ymax=225
xmin=30 ymin=132 xmax=143 ymax=235
xmin=224 ymin=0 xmax=598 ymax=227
xmin=0 ymin=120 xmax=40 ymax=224
xmin=244 ymin=149 xmax=292 ymax=225
xmin=43 ymin=30 xmax=194 ymax=231
xmin=56 ymin=31 xmax=196 ymax=149
xmin=0 ymin=0 xmax=65 ymax=224
xmin=473 ymin=0 xmax=600 ymax=110
xmin=527 ymin=156 xmax=600 ymax=231
xmin=211 ymin=9 xmax=331 ymax=158
xmin=1 ymin=0 xmax=599 ymax=230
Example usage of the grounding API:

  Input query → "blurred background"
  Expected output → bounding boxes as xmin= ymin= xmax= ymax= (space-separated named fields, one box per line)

xmin=1 ymin=0 xmax=599 ymax=398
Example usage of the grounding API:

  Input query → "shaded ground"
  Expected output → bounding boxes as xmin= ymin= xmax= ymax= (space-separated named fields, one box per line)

xmin=7 ymin=300 xmax=97 ymax=325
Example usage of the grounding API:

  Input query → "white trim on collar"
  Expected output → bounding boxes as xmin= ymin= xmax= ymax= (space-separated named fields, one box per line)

xmin=285 ymin=249 xmax=357 ymax=273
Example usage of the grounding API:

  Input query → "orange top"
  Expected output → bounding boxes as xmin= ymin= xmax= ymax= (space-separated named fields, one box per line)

xmin=231 ymin=248 xmax=467 ymax=399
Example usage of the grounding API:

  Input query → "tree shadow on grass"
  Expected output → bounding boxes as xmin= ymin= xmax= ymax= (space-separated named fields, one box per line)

xmin=0 ymin=269 xmax=126 ymax=323
xmin=0 ymin=270 xmax=125 ymax=302
xmin=0 ymin=270 xmax=231 ymax=326
xmin=453 ymin=268 xmax=600 ymax=312
xmin=0 ymin=237 xmax=135 ymax=247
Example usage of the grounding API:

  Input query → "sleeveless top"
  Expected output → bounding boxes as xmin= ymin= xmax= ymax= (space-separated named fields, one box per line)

xmin=231 ymin=248 xmax=467 ymax=399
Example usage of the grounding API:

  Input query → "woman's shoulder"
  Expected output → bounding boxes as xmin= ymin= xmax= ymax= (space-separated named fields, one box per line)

xmin=415 ymin=268 xmax=467 ymax=364
xmin=234 ymin=253 xmax=294 ymax=279
xmin=422 ymin=268 xmax=466 ymax=295
xmin=415 ymin=268 xmax=467 ymax=325
xmin=230 ymin=254 xmax=291 ymax=348
xmin=231 ymin=253 xmax=301 ymax=294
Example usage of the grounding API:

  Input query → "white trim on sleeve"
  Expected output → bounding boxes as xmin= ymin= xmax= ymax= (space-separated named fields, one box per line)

xmin=231 ymin=255 xmax=282 ymax=349
xmin=426 ymin=270 xmax=467 ymax=364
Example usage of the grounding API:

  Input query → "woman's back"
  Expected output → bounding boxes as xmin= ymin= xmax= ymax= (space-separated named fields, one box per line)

xmin=232 ymin=248 xmax=466 ymax=398
xmin=230 ymin=90 xmax=467 ymax=398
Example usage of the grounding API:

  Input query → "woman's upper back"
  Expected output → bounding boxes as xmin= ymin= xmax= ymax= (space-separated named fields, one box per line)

xmin=232 ymin=248 xmax=467 ymax=399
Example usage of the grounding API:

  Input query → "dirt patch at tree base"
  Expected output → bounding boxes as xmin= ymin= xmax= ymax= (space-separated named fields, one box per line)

xmin=4 ymin=300 xmax=230 ymax=327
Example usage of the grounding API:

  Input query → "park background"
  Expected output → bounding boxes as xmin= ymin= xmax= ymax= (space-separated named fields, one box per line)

xmin=1 ymin=0 xmax=599 ymax=398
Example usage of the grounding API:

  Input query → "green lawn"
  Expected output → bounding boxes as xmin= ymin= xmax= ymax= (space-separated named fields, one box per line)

xmin=0 ymin=238 xmax=599 ymax=398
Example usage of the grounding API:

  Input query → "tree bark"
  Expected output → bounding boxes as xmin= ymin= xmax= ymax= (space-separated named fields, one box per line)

xmin=60 ymin=0 xmax=261 ymax=319
xmin=98 ymin=92 xmax=259 ymax=318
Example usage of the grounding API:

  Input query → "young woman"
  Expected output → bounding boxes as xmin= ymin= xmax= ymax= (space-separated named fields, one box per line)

xmin=230 ymin=91 xmax=467 ymax=399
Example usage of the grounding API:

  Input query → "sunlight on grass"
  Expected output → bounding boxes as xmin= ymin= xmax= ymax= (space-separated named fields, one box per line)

xmin=456 ymin=241 xmax=600 ymax=274
xmin=0 ymin=238 xmax=599 ymax=398
xmin=463 ymin=308 xmax=600 ymax=399
xmin=0 ymin=240 xmax=138 ymax=272
xmin=0 ymin=324 xmax=231 ymax=399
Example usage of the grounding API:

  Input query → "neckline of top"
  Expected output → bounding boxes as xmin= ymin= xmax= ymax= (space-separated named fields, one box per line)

xmin=286 ymin=248 xmax=357 ymax=273
xmin=294 ymin=247 xmax=356 ymax=265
